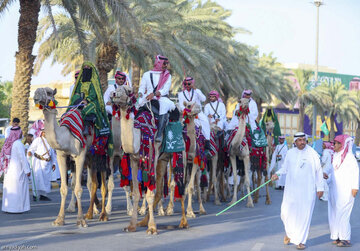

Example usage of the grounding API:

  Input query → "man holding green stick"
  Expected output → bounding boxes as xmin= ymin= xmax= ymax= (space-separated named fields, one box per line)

xmin=271 ymin=132 xmax=324 ymax=250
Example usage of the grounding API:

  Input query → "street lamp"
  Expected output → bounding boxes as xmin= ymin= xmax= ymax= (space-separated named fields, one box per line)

xmin=312 ymin=0 xmax=324 ymax=141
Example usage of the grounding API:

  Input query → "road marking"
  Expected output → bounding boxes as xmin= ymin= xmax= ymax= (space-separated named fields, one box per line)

xmin=251 ymin=243 xmax=264 ymax=251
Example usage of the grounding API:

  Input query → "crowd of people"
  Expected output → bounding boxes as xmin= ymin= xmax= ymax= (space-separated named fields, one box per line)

xmin=0 ymin=55 xmax=358 ymax=250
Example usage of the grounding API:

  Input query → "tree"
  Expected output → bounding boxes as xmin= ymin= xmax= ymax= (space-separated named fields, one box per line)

xmin=308 ymin=81 xmax=358 ymax=141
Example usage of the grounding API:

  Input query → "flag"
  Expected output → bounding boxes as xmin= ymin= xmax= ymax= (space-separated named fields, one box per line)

xmin=321 ymin=121 xmax=329 ymax=136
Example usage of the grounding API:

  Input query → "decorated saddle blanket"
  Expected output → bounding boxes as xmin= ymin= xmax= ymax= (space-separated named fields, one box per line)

xmin=134 ymin=111 xmax=157 ymax=191
xmin=225 ymin=125 xmax=252 ymax=152
xmin=60 ymin=109 xmax=86 ymax=147
xmin=162 ymin=121 xmax=185 ymax=153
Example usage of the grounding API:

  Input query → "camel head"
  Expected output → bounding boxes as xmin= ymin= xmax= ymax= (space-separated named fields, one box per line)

xmin=110 ymin=85 xmax=134 ymax=109
xmin=265 ymin=121 xmax=275 ymax=132
xmin=234 ymin=98 xmax=250 ymax=119
xmin=183 ymin=100 xmax=201 ymax=116
xmin=34 ymin=87 xmax=57 ymax=109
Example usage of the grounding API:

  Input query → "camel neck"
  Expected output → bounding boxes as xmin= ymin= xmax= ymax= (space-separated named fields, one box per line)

xmin=43 ymin=109 xmax=61 ymax=149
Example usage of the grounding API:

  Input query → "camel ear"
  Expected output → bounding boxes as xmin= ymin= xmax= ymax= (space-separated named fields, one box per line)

xmin=53 ymin=88 xmax=57 ymax=96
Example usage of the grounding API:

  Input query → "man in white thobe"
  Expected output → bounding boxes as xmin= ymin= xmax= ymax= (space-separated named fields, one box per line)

xmin=27 ymin=130 xmax=56 ymax=201
xmin=204 ymin=90 xmax=227 ymax=131
xmin=320 ymin=141 xmax=333 ymax=201
xmin=269 ymin=135 xmax=288 ymax=190
xmin=272 ymin=132 xmax=324 ymax=250
xmin=178 ymin=77 xmax=210 ymax=140
xmin=5 ymin=118 xmax=20 ymax=139
xmin=1 ymin=127 xmax=31 ymax=213
xmin=324 ymin=135 xmax=359 ymax=247
xmin=138 ymin=55 xmax=175 ymax=142
xmin=227 ymin=89 xmax=258 ymax=132
xmin=104 ymin=71 xmax=132 ymax=117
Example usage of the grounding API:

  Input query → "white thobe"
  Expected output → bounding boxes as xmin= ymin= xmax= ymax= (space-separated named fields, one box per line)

xmin=277 ymin=145 xmax=324 ymax=245
xmin=104 ymin=84 xmax=119 ymax=115
xmin=2 ymin=140 xmax=31 ymax=213
xmin=328 ymin=153 xmax=359 ymax=241
xmin=138 ymin=71 xmax=175 ymax=115
xmin=227 ymin=98 xmax=258 ymax=132
xmin=28 ymin=136 xmax=56 ymax=196
xmin=270 ymin=143 xmax=288 ymax=187
xmin=178 ymin=89 xmax=210 ymax=140
xmin=204 ymin=101 xmax=227 ymax=131
xmin=4 ymin=126 xmax=12 ymax=139
xmin=321 ymin=149 xmax=333 ymax=201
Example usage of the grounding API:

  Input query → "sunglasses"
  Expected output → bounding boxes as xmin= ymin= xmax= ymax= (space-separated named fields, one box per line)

xmin=185 ymin=82 xmax=192 ymax=86
xmin=116 ymin=77 xmax=126 ymax=80
xmin=162 ymin=61 xmax=169 ymax=65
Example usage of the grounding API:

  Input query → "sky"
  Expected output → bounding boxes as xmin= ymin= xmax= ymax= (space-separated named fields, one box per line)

xmin=0 ymin=0 xmax=359 ymax=85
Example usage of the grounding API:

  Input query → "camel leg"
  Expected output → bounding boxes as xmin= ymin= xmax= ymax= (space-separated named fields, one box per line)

xmin=219 ymin=169 xmax=226 ymax=202
xmin=66 ymin=171 xmax=76 ymax=213
xmin=139 ymin=196 xmax=147 ymax=216
xmin=146 ymin=189 xmax=157 ymax=235
xmin=186 ymin=163 xmax=197 ymax=218
xmin=195 ymin=169 xmax=207 ymax=215
xmin=85 ymin=168 xmax=97 ymax=220
xmin=265 ymin=173 xmax=271 ymax=205
xmin=244 ymin=156 xmax=254 ymax=208
xmin=124 ymin=156 xmax=139 ymax=232
xmin=157 ymin=168 xmax=165 ymax=216
xmin=124 ymin=186 xmax=134 ymax=216
xmin=229 ymin=156 xmax=238 ymax=205
xmin=254 ymin=170 xmax=262 ymax=204
xmin=211 ymin=155 xmax=220 ymax=205
xmin=53 ymin=152 xmax=68 ymax=226
xmin=166 ymin=178 xmax=175 ymax=215
xmin=205 ymin=162 xmax=213 ymax=203
xmin=106 ymin=157 xmax=115 ymax=215
xmin=178 ymin=196 xmax=189 ymax=229
xmin=86 ymin=168 xmax=99 ymax=215
xmin=74 ymin=152 xmax=88 ymax=227
xmin=252 ymin=170 xmax=256 ymax=191
xmin=99 ymin=171 xmax=109 ymax=221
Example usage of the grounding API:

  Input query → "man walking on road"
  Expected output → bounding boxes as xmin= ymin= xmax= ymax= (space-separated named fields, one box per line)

xmin=325 ymin=135 xmax=359 ymax=247
xmin=272 ymin=132 xmax=324 ymax=250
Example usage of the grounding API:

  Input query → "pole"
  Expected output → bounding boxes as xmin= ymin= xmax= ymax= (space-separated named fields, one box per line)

xmin=312 ymin=2 xmax=321 ymax=141
xmin=216 ymin=178 xmax=272 ymax=216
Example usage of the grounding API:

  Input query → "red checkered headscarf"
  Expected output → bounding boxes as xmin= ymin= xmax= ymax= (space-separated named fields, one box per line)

xmin=0 ymin=127 xmax=23 ymax=175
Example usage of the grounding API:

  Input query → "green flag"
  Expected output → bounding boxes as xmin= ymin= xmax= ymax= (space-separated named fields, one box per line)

xmin=321 ymin=121 xmax=329 ymax=135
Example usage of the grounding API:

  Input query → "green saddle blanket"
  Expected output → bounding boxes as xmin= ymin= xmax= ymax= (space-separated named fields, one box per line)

xmin=162 ymin=121 xmax=185 ymax=153
xmin=250 ymin=125 xmax=268 ymax=148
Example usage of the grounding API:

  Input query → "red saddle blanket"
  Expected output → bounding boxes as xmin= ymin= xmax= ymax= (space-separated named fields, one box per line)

xmin=60 ymin=109 xmax=86 ymax=148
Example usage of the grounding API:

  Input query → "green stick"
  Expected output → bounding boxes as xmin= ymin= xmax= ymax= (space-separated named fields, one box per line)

xmin=216 ymin=178 xmax=272 ymax=216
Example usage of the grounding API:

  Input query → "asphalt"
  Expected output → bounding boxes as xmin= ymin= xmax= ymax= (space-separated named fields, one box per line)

xmin=0 ymin=179 xmax=359 ymax=251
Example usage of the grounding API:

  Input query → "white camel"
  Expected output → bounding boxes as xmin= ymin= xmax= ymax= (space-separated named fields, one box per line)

xmin=228 ymin=98 xmax=254 ymax=208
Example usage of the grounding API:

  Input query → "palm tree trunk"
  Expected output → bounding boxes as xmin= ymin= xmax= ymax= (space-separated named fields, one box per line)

xmin=96 ymin=42 xmax=118 ymax=93
xmin=256 ymin=98 xmax=262 ymax=122
xmin=298 ymin=102 xmax=305 ymax=132
xmin=131 ymin=61 xmax=141 ymax=94
xmin=10 ymin=0 xmax=41 ymax=135
xmin=330 ymin=113 xmax=335 ymax=141
xmin=355 ymin=119 xmax=360 ymax=146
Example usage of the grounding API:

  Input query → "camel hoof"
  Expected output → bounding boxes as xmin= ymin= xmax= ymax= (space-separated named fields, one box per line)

xmin=246 ymin=203 xmax=254 ymax=208
xmin=127 ymin=209 xmax=133 ymax=216
xmin=186 ymin=211 xmax=196 ymax=218
xmin=179 ymin=221 xmax=189 ymax=229
xmin=146 ymin=228 xmax=158 ymax=235
xmin=66 ymin=207 xmax=76 ymax=213
xmin=105 ymin=206 xmax=112 ymax=215
xmin=93 ymin=207 xmax=100 ymax=215
xmin=158 ymin=209 xmax=165 ymax=216
xmin=124 ymin=225 xmax=136 ymax=232
xmin=139 ymin=208 xmax=146 ymax=216
xmin=228 ymin=200 xmax=236 ymax=206
xmin=214 ymin=200 xmax=221 ymax=206
xmin=84 ymin=212 xmax=93 ymax=220
xmin=99 ymin=212 xmax=108 ymax=222
xmin=265 ymin=200 xmax=272 ymax=205
xmin=166 ymin=208 xmax=174 ymax=216
xmin=199 ymin=209 xmax=207 ymax=215
xmin=77 ymin=219 xmax=88 ymax=228
xmin=52 ymin=218 xmax=65 ymax=226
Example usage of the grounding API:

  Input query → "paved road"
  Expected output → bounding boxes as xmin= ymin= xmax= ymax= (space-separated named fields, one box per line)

xmin=0 ymin=181 xmax=359 ymax=251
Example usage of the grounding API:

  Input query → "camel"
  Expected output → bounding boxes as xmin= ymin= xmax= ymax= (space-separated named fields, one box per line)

xmin=111 ymin=85 xmax=159 ymax=234
xmin=265 ymin=121 xmax=275 ymax=160
xmin=33 ymin=87 xmax=112 ymax=226
xmin=228 ymin=98 xmax=253 ymax=208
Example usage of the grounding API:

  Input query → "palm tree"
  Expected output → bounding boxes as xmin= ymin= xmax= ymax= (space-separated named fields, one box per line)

xmin=308 ymin=81 xmax=358 ymax=141
xmin=292 ymin=69 xmax=316 ymax=132
xmin=1 ymin=0 xmax=41 ymax=133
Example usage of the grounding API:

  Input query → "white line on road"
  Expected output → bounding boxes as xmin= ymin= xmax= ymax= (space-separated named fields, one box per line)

xmin=250 ymin=243 xmax=264 ymax=251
